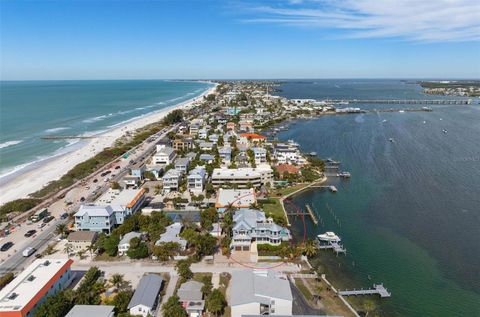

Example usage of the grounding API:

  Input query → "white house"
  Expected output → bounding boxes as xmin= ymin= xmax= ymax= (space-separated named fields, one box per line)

xmin=219 ymin=146 xmax=232 ymax=164
xmin=187 ymin=167 xmax=206 ymax=194
xmin=252 ymin=147 xmax=267 ymax=164
xmin=118 ymin=231 xmax=142 ymax=256
xmin=153 ymin=146 xmax=177 ymax=165
xmin=162 ymin=169 xmax=182 ymax=193
xmin=155 ymin=223 xmax=187 ymax=250
xmin=128 ymin=274 xmax=163 ymax=317
xmin=230 ymin=270 xmax=293 ymax=317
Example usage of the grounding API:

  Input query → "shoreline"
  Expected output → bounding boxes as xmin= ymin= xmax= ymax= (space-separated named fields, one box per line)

xmin=0 ymin=83 xmax=217 ymax=204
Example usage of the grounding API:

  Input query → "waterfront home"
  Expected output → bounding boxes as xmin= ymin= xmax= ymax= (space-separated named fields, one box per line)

xmin=75 ymin=205 xmax=116 ymax=234
xmin=155 ymin=223 xmax=187 ymax=250
xmin=230 ymin=270 xmax=293 ymax=317
xmin=219 ymin=146 xmax=232 ymax=164
xmin=187 ymin=167 xmax=206 ymax=194
xmin=118 ymin=231 xmax=143 ymax=256
xmin=211 ymin=166 xmax=273 ymax=188
xmin=215 ymin=188 xmax=256 ymax=212
xmin=177 ymin=280 xmax=205 ymax=317
xmin=231 ymin=209 xmax=291 ymax=250
xmin=275 ymin=164 xmax=300 ymax=179
xmin=67 ymin=231 xmax=98 ymax=252
xmin=65 ymin=305 xmax=115 ymax=317
xmin=252 ymin=147 xmax=267 ymax=164
xmin=162 ymin=169 xmax=182 ymax=193
xmin=174 ymin=157 xmax=190 ymax=174
xmin=96 ymin=188 xmax=146 ymax=223
xmin=128 ymin=274 xmax=163 ymax=317
xmin=238 ymin=133 xmax=266 ymax=145
xmin=0 ymin=259 xmax=74 ymax=317
xmin=274 ymin=143 xmax=305 ymax=165
xmin=153 ymin=146 xmax=177 ymax=165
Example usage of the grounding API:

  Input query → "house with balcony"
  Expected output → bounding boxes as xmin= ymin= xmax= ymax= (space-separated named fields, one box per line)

xmin=153 ymin=146 xmax=177 ymax=165
xmin=74 ymin=205 xmax=116 ymax=234
xmin=187 ymin=167 xmax=206 ymax=194
xmin=251 ymin=147 xmax=267 ymax=164
xmin=230 ymin=209 xmax=291 ymax=251
xmin=175 ymin=157 xmax=190 ymax=174
xmin=230 ymin=270 xmax=293 ymax=317
xmin=219 ymin=146 xmax=232 ymax=164
xmin=162 ymin=169 xmax=182 ymax=193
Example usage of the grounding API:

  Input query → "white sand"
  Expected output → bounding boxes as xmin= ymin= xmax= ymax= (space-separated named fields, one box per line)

xmin=0 ymin=84 xmax=217 ymax=204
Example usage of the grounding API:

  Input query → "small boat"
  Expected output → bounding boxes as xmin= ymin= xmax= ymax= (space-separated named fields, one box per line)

xmin=318 ymin=231 xmax=341 ymax=242
xmin=337 ymin=172 xmax=351 ymax=178
xmin=443 ymin=129 xmax=448 ymax=133
xmin=326 ymin=158 xmax=341 ymax=165
xmin=399 ymin=110 xmax=405 ymax=113
xmin=389 ymin=138 xmax=395 ymax=142
xmin=309 ymin=152 xmax=317 ymax=156
xmin=382 ymin=119 xmax=387 ymax=123
xmin=423 ymin=121 xmax=426 ymax=124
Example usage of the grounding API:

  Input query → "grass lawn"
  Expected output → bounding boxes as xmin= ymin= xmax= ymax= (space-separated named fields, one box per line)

xmin=295 ymin=278 xmax=313 ymax=301
xmin=193 ymin=272 xmax=212 ymax=283
xmin=275 ymin=183 xmax=310 ymax=197
xmin=261 ymin=198 xmax=285 ymax=221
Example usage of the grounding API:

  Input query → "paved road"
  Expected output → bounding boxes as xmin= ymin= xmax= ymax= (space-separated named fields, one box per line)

xmin=0 ymin=125 xmax=178 ymax=273
xmin=156 ymin=273 xmax=178 ymax=317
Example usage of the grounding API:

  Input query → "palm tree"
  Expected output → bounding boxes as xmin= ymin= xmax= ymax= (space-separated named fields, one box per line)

xmin=302 ymin=239 xmax=318 ymax=258
xmin=63 ymin=243 xmax=73 ymax=257
xmin=86 ymin=243 xmax=96 ymax=258
xmin=55 ymin=223 xmax=68 ymax=238
xmin=109 ymin=273 xmax=126 ymax=291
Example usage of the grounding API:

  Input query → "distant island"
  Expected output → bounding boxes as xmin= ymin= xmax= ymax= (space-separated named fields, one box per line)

xmin=419 ymin=80 xmax=480 ymax=97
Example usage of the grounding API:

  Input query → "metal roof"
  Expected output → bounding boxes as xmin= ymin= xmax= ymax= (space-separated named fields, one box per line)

xmin=127 ymin=274 xmax=163 ymax=309
xmin=65 ymin=305 xmax=115 ymax=317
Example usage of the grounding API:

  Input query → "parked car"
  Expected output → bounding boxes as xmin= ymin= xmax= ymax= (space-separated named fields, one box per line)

xmin=38 ymin=222 xmax=46 ymax=228
xmin=1 ymin=242 xmax=14 ymax=251
xmin=60 ymin=213 xmax=69 ymax=220
xmin=23 ymin=247 xmax=36 ymax=257
xmin=24 ymin=229 xmax=37 ymax=237
xmin=80 ymin=197 xmax=86 ymax=202
xmin=43 ymin=216 xmax=55 ymax=223
xmin=93 ymin=179 xmax=98 ymax=183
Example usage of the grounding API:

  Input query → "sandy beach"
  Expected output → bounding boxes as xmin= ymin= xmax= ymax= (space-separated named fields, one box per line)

xmin=0 ymin=84 xmax=217 ymax=204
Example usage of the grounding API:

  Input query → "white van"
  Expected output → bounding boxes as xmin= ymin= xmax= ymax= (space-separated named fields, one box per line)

xmin=22 ymin=247 xmax=36 ymax=257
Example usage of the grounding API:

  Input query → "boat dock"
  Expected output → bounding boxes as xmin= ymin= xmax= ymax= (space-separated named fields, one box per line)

xmin=339 ymin=284 xmax=391 ymax=298
xmin=305 ymin=204 xmax=319 ymax=224
xmin=329 ymin=99 xmax=472 ymax=105
xmin=317 ymin=240 xmax=347 ymax=255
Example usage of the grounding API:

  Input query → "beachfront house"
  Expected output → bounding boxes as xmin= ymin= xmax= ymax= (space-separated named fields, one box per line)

xmin=153 ymin=146 xmax=177 ymax=165
xmin=96 ymin=188 xmax=146 ymax=224
xmin=74 ymin=205 xmax=116 ymax=234
xmin=230 ymin=270 xmax=293 ymax=317
xmin=67 ymin=231 xmax=98 ymax=252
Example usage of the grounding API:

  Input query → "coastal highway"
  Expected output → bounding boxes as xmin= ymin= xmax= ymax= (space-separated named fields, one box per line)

xmin=0 ymin=124 xmax=179 ymax=273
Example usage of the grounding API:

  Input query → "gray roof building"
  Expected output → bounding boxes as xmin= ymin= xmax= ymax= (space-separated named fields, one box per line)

xmin=178 ymin=280 xmax=204 ymax=302
xmin=128 ymin=274 xmax=163 ymax=311
xmin=65 ymin=305 xmax=115 ymax=317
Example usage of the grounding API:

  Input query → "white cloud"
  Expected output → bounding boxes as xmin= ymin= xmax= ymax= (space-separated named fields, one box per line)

xmin=242 ymin=0 xmax=480 ymax=42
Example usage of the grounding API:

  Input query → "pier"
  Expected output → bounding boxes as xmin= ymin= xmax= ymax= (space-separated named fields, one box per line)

xmin=317 ymin=240 xmax=347 ymax=255
xmin=329 ymin=99 xmax=472 ymax=105
xmin=339 ymin=284 xmax=391 ymax=298
xmin=305 ymin=204 xmax=319 ymax=225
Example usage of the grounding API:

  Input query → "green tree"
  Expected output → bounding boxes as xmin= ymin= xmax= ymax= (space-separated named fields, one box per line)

xmin=153 ymin=242 xmax=180 ymax=261
xmin=301 ymin=239 xmax=318 ymax=258
xmin=64 ymin=243 xmax=73 ymax=256
xmin=33 ymin=290 xmax=74 ymax=317
xmin=201 ymin=275 xmax=213 ymax=296
xmin=176 ymin=259 xmax=193 ymax=281
xmin=205 ymin=288 xmax=226 ymax=316
xmin=200 ymin=207 xmax=217 ymax=231
xmin=110 ymin=273 xmax=130 ymax=292
xmin=112 ymin=290 xmax=133 ymax=314
xmin=363 ymin=299 xmax=377 ymax=316
xmin=126 ymin=239 xmax=149 ymax=259
xmin=162 ymin=295 xmax=187 ymax=317
xmin=111 ymin=181 xmax=122 ymax=190
xmin=55 ymin=223 xmax=69 ymax=238
xmin=104 ymin=234 xmax=120 ymax=256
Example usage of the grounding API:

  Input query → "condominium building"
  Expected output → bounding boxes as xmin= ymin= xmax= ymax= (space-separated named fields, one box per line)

xmin=96 ymin=188 xmax=146 ymax=224
xmin=0 ymin=259 xmax=74 ymax=317
xmin=211 ymin=166 xmax=273 ymax=188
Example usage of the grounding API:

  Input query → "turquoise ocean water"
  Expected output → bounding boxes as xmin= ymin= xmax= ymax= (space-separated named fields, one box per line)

xmin=275 ymin=80 xmax=480 ymax=316
xmin=0 ymin=80 xmax=212 ymax=183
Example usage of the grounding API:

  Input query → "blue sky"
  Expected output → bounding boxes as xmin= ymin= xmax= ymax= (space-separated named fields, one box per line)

xmin=1 ymin=0 xmax=479 ymax=80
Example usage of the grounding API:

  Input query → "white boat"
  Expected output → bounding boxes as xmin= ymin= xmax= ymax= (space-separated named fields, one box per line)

xmin=382 ymin=119 xmax=387 ymax=123
xmin=317 ymin=231 xmax=341 ymax=242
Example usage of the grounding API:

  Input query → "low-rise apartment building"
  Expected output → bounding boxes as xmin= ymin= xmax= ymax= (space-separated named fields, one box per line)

xmin=211 ymin=166 xmax=273 ymax=188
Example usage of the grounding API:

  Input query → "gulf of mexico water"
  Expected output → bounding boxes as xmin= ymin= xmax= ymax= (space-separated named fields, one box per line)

xmin=275 ymin=80 xmax=480 ymax=316
xmin=0 ymin=80 xmax=212 ymax=182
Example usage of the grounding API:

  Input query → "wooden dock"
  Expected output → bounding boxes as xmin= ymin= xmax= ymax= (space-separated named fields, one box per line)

xmin=329 ymin=99 xmax=472 ymax=105
xmin=317 ymin=241 xmax=347 ymax=255
xmin=305 ymin=204 xmax=319 ymax=225
xmin=339 ymin=283 xmax=391 ymax=298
